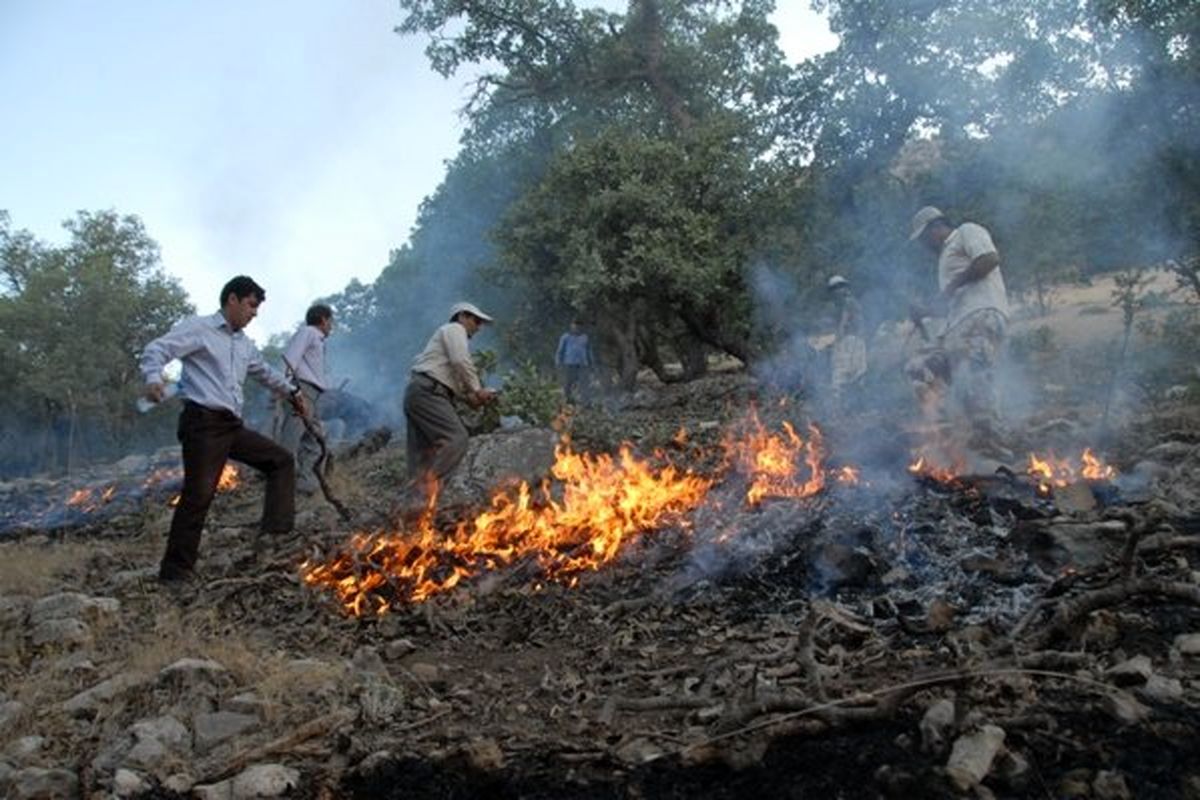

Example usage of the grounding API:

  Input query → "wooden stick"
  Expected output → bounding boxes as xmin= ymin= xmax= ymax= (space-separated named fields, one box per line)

xmin=204 ymin=708 xmax=355 ymax=782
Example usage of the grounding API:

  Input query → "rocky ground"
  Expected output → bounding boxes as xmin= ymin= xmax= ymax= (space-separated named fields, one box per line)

xmin=2 ymin=349 xmax=1200 ymax=798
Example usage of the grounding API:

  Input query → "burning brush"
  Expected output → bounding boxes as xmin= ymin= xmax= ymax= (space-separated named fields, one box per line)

xmin=304 ymin=410 xmax=864 ymax=615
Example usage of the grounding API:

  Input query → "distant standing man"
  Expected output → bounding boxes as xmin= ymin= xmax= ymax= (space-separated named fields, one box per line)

xmin=400 ymin=302 xmax=498 ymax=511
xmin=278 ymin=304 xmax=334 ymax=495
xmin=140 ymin=276 xmax=307 ymax=585
xmin=555 ymin=320 xmax=594 ymax=404
xmin=908 ymin=206 xmax=1011 ymax=458
xmin=826 ymin=275 xmax=867 ymax=411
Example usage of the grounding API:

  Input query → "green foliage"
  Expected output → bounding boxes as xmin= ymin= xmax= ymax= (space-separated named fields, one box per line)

xmin=1008 ymin=325 xmax=1058 ymax=364
xmin=0 ymin=210 xmax=193 ymax=476
xmin=496 ymin=361 xmax=561 ymax=427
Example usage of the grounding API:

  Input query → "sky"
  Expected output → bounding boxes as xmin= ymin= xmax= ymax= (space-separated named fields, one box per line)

xmin=0 ymin=1 xmax=837 ymax=342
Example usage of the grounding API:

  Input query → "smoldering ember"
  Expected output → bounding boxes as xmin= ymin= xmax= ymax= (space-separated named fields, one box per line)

xmin=1 ymin=345 xmax=1199 ymax=799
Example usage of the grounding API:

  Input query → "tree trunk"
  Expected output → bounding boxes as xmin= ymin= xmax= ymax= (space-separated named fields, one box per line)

xmin=628 ymin=0 xmax=694 ymax=131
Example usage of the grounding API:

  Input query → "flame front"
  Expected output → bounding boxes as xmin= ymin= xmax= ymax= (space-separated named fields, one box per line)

xmin=1027 ymin=449 xmax=1116 ymax=494
xmin=302 ymin=440 xmax=712 ymax=615
xmin=723 ymin=409 xmax=827 ymax=504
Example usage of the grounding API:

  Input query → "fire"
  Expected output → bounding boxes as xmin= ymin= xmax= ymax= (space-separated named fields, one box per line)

xmin=216 ymin=463 xmax=240 ymax=491
xmin=723 ymin=409 xmax=827 ymax=505
xmin=302 ymin=439 xmax=712 ymax=615
xmin=1026 ymin=449 xmax=1116 ymax=494
xmin=65 ymin=484 xmax=119 ymax=512
xmin=168 ymin=463 xmax=241 ymax=506
xmin=907 ymin=455 xmax=964 ymax=484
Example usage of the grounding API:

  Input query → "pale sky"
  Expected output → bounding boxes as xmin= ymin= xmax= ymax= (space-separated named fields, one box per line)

xmin=0 ymin=1 xmax=836 ymax=341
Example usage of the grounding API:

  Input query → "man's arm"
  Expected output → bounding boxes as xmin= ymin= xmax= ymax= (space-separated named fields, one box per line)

xmin=943 ymin=252 xmax=999 ymax=297
xmin=139 ymin=319 xmax=201 ymax=399
xmin=555 ymin=334 xmax=567 ymax=366
xmin=282 ymin=327 xmax=311 ymax=376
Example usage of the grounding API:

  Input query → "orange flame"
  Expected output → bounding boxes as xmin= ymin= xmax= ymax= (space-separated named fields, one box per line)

xmin=907 ymin=455 xmax=964 ymax=484
xmin=168 ymin=463 xmax=241 ymax=506
xmin=1026 ymin=449 xmax=1115 ymax=494
xmin=722 ymin=409 xmax=827 ymax=505
xmin=302 ymin=439 xmax=712 ymax=615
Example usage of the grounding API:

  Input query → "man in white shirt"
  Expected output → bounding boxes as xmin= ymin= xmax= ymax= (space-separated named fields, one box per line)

xmin=140 ymin=276 xmax=307 ymax=585
xmin=278 ymin=304 xmax=334 ymax=495
xmin=398 ymin=302 xmax=498 ymax=516
xmin=908 ymin=206 xmax=1011 ymax=459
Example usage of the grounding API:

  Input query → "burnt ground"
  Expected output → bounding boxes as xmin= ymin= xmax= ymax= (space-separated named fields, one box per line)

xmin=2 ymin=370 xmax=1200 ymax=799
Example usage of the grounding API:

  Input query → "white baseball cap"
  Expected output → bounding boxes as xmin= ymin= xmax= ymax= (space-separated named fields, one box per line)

xmin=449 ymin=301 xmax=494 ymax=323
xmin=827 ymin=274 xmax=849 ymax=289
xmin=909 ymin=206 xmax=947 ymax=241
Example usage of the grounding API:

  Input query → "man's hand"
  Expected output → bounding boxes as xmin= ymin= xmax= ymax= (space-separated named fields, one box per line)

xmin=470 ymin=388 xmax=499 ymax=408
xmin=144 ymin=383 xmax=165 ymax=403
xmin=289 ymin=391 xmax=310 ymax=419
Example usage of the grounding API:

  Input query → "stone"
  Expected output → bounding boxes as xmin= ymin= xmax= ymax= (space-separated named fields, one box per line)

xmin=8 ymin=766 xmax=79 ymax=800
xmin=193 ymin=711 xmax=259 ymax=754
xmin=919 ymin=697 xmax=956 ymax=753
xmin=409 ymin=662 xmax=440 ymax=683
xmin=463 ymin=737 xmax=506 ymax=771
xmin=230 ymin=764 xmax=300 ymax=798
xmin=439 ymin=427 xmax=558 ymax=512
xmin=993 ymin=748 xmax=1030 ymax=790
xmin=383 ymin=638 xmax=417 ymax=661
xmin=29 ymin=592 xmax=119 ymax=625
xmin=5 ymin=736 xmax=44 ymax=762
xmin=163 ymin=772 xmax=196 ymax=793
xmin=1093 ymin=770 xmax=1132 ymax=800
xmin=1137 ymin=674 xmax=1184 ymax=702
xmin=1105 ymin=655 xmax=1153 ymax=686
xmin=351 ymin=645 xmax=387 ymax=678
xmin=113 ymin=768 xmax=149 ymax=797
xmin=0 ymin=700 xmax=25 ymax=738
xmin=222 ymin=692 xmax=271 ymax=716
xmin=30 ymin=617 xmax=92 ymax=648
xmin=1174 ymin=633 xmax=1200 ymax=656
xmin=158 ymin=657 xmax=230 ymax=689
xmin=944 ymin=724 xmax=1006 ymax=792
xmin=1103 ymin=690 xmax=1149 ymax=725
xmin=127 ymin=715 xmax=191 ymax=768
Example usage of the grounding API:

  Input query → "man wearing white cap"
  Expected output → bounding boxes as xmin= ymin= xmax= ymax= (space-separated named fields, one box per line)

xmin=909 ymin=206 xmax=1011 ymax=459
xmin=399 ymin=302 xmax=498 ymax=513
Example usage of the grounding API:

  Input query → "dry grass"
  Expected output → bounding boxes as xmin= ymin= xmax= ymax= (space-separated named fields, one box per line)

xmin=0 ymin=539 xmax=95 ymax=596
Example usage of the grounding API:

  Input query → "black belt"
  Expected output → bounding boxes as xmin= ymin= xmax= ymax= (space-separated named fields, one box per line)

xmin=412 ymin=372 xmax=453 ymax=398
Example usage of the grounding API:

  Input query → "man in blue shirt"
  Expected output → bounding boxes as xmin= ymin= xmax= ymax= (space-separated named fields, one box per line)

xmin=554 ymin=320 xmax=594 ymax=404
xmin=140 ymin=276 xmax=307 ymax=585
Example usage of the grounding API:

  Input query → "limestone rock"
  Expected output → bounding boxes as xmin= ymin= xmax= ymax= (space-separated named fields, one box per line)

xmin=439 ymin=427 xmax=558 ymax=511
xmin=5 ymin=735 xmax=44 ymax=762
xmin=8 ymin=766 xmax=79 ymax=800
xmin=1174 ymin=633 xmax=1200 ymax=657
xmin=62 ymin=672 xmax=152 ymax=717
xmin=29 ymin=592 xmax=119 ymax=625
xmin=30 ymin=617 xmax=91 ymax=648
xmin=1093 ymin=770 xmax=1132 ymax=800
xmin=229 ymin=763 xmax=300 ymax=798
xmin=945 ymin=724 xmax=1006 ymax=792
xmin=113 ymin=768 xmax=150 ymax=798
xmin=919 ymin=697 xmax=956 ymax=753
xmin=1104 ymin=655 xmax=1153 ymax=686
xmin=193 ymin=711 xmax=259 ymax=754
xmin=0 ymin=700 xmax=26 ymax=738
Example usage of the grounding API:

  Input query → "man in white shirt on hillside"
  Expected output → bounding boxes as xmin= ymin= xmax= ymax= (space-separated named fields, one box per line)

xmin=278 ymin=303 xmax=334 ymax=495
xmin=908 ymin=206 xmax=1012 ymax=461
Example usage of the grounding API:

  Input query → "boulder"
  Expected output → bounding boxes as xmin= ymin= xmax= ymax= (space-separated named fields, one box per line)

xmin=30 ymin=618 xmax=92 ymax=649
xmin=439 ymin=427 xmax=559 ymax=512
xmin=192 ymin=711 xmax=259 ymax=754
xmin=28 ymin=592 xmax=119 ymax=626
xmin=62 ymin=672 xmax=152 ymax=717
xmin=8 ymin=767 xmax=79 ymax=800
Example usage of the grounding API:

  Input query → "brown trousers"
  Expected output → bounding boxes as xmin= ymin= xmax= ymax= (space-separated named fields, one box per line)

xmin=160 ymin=402 xmax=295 ymax=579
xmin=402 ymin=373 xmax=469 ymax=491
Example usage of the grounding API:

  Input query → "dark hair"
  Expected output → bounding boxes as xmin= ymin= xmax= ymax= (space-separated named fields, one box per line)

xmin=306 ymin=304 xmax=333 ymax=326
xmin=220 ymin=276 xmax=265 ymax=306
